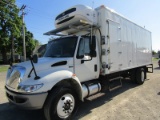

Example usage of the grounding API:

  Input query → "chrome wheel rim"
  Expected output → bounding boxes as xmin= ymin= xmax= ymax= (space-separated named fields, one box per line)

xmin=141 ymin=70 xmax=144 ymax=82
xmin=57 ymin=93 xmax=75 ymax=119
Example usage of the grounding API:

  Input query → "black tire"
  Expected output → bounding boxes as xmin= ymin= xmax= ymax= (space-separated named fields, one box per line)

xmin=136 ymin=68 xmax=146 ymax=85
xmin=44 ymin=88 xmax=79 ymax=120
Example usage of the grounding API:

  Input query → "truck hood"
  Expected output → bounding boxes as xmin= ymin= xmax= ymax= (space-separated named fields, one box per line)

xmin=17 ymin=57 xmax=73 ymax=76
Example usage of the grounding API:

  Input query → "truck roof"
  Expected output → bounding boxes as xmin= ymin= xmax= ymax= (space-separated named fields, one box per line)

xmin=96 ymin=5 xmax=151 ymax=33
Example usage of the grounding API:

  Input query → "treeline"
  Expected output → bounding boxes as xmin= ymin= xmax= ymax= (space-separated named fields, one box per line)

xmin=0 ymin=0 xmax=39 ymax=64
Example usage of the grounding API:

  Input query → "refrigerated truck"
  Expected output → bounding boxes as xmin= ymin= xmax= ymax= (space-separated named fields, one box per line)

xmin=5 ymin=4 xmax=153 ymax=120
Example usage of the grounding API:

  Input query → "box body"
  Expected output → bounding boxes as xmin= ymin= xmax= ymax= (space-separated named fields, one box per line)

xmin=96 ymin=6 xmax=152 ymax=75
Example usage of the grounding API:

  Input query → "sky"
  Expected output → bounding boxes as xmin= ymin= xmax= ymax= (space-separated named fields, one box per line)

xmin=15 ymin=0 xmax=160 ymax=51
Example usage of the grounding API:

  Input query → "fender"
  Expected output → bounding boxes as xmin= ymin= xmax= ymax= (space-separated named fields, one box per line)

xmin=52 ymin=76 xmax=84 ymax=101
xmin=22 ymin=69 xmax=84 ymax=101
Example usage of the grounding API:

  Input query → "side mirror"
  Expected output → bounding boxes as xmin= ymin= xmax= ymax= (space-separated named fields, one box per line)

xmin=81 ymin=55 xmax=91 ymax=64
xmin=33 ymin=54 xmax=38 ymax=63
xmin=83 ymin=55 xmax=91 ymax=60
xmin=29 ymin=54 xmax=38 ymax=63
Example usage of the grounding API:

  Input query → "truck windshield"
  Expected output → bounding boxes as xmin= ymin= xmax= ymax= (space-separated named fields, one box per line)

xmin=44 ymin=36 xmax=78 ymax=58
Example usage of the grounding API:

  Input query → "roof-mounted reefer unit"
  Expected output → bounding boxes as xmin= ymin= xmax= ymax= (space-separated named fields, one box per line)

xmin=55 ymin=5 xmax=97 ymax=32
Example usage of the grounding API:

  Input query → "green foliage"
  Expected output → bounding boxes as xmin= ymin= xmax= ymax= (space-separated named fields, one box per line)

xmin=0 ymin=0 xmax=40 ymax=63
xmin=0 ymin=0 xmax=22 ymax=63
xmin=0 ymin=0 xmax=22 ymax=40
xmin=25 ymin=31 xmax=37 ymax=57
xmin=152 ymin=50 xmax=157 ymax=55
xmin=0 ymin=65 xmax=9 ymax=72
xmin=16 ymin=30 xmax=39 ymax=57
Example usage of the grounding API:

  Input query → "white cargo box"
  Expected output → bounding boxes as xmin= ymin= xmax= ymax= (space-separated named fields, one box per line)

xmin=95 ymin=6 xmax=152 ymax=75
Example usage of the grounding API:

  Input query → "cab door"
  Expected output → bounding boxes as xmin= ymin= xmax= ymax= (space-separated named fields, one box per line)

xmin=74 ymin=36 xmax=99 ymax=82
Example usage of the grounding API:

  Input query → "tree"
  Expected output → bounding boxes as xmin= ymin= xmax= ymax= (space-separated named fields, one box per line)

xmin=16 ymin=29 xmax=40 ymax=58
xmin=25 ymin=31 xmax=37 ymax=57
xmin=152 ymin=50 xmax=156 ymax=55
xmin=0 ymin=0 xmax=22 ymax=63
xmin=0 ymin=0 xmax=40 ymax=63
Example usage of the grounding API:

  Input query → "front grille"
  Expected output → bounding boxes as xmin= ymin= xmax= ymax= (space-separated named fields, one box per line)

xmin=55 ymin=8 xmax=76 ymax=20
xmin=57 ymin=16 xmax=74 ymax=25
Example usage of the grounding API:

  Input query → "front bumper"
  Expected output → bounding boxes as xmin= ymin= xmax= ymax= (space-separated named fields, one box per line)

xmin=5 ymin=86 xmax=48 ymax=109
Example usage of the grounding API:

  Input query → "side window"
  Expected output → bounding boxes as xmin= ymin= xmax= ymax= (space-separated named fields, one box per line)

xmin=84 ymin=37 xmax=90 ymax=55
xmin=77 ymin=37 xmax=90 ymax=59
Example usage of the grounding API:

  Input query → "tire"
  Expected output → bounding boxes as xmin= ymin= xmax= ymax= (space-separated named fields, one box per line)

xmin=44 ymin=88 xmax=79 ymax=120
xmin=136 ymin=68 xmax=146 ymax=85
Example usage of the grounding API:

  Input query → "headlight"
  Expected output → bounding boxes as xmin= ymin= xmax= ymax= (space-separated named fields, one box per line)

xmin=17 ymin=84 xmax=43 ymax=93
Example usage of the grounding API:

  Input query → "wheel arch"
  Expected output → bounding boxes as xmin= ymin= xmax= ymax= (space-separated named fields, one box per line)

xmin=49 ymin=78 xmax=83 ymax=101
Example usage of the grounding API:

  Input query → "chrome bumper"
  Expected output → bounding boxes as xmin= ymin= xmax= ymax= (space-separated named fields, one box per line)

xmin=5 ymin=87 xmax=48 ymax=109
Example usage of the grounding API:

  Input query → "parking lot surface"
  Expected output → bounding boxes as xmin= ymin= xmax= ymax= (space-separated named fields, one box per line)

xmin=0 ymin=61 xmax=160 ymax=120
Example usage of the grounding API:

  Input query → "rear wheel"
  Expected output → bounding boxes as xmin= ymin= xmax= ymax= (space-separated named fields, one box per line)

xmin=44 ymin=88 xmax=79 ymax=120
xmin=136 ymin=68 xmax=146 ymax=85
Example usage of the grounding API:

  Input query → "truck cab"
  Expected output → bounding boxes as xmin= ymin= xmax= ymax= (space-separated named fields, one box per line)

xmin=44 ymin=35 xmax=100 ymax=82
xmin=5 ymin=35 xmax=101 ymax=120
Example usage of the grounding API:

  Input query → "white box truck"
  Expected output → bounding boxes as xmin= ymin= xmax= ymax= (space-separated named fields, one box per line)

xmin=5 ymin=5 xmax=153 ymax=120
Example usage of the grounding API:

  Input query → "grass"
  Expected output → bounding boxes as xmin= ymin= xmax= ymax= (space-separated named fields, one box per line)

xmin=152 ymin=57 xmax=159 ymax=61
xmin=0 ymin=65 xmax=9 ymax=72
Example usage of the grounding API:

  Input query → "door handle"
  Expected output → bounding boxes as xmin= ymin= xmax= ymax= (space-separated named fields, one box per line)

xmin=94 ymin=64 xmax=97 ymax=72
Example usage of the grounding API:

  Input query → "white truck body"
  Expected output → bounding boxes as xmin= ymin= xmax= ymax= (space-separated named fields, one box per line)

xmin=5 ymin=4 xmax=153 ymax=120
xmin=96 ymin=6 xmax=152 ymax=74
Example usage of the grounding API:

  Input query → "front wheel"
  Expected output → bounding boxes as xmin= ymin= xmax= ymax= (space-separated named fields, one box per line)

xmin=44 ymin=88 xmax=79 ymax=120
